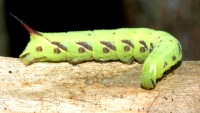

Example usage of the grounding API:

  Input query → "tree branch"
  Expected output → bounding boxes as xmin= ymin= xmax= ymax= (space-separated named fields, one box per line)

xmin=0 ymin=56 xmax=199 ymax=112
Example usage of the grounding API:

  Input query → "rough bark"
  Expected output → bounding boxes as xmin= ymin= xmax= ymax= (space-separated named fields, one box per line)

xmin=0 ymin=56 xmax=199 ymax=113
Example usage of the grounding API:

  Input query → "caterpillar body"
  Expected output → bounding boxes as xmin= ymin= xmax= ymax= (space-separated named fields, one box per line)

xmin=11 ymin=13 xmax=182 ymax=89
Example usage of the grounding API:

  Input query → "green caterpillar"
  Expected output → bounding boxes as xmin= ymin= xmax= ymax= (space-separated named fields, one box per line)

xmin=11 ymin=13 xmax=182 ymax=89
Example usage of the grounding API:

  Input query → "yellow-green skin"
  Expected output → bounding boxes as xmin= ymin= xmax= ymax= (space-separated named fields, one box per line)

xmin=20 ymin=28 xmax=182 ymax=89
xmin=11 ymin=14 xmax=182 ymax=89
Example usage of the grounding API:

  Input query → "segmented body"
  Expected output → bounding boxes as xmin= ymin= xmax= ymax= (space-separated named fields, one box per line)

xmin=11 ymin=13 xmax=182 ymax=89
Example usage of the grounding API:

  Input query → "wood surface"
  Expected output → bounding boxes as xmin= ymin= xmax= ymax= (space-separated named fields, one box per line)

xmin=0 ymin=56 xmax=199 ymax=113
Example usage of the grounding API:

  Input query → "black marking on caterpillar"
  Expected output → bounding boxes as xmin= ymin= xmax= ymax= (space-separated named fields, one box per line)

xmin=54 ymin=48 xmax=61 ymax=54
xmin=103 ymin=47 xmax=110 ymax=53
xmin=20 ymin=53 xmax=30 ymax=58
xmin=124 ymin=46 xmax=130 ymax=52
xmin=163 ymin=61 xmax=168 ymax=68
xmin=51 ymin=41 xmax=68 ymax=51
xmin=36 ymin=46 xmax=42 ymax=52
xmin=76 ymin=42 xmax=93 ymax=51
xmin=100 ymin=41 xmax=116 ymax=51
xmin=172 ymin=55 xmax=176 ymax=61
xmin=78 ymin=47 xmax=86 ymax=53
xmin=139 ymin=40 xmax=147 ymax=53
xmin=178 ymin=43 xmax=182 ymax=54
xmin=149 ymin=43 xmax=154 ymax=53
xmin=151 ymin=79 xmax=155 ymax=88
xmin=121 ymin=40 xmax=134 ymax=48
xmin=87 ymin=33 xmax=92 ymax=36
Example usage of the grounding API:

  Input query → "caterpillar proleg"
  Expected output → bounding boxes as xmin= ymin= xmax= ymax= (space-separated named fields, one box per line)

xmin=10 ymin=13 xmax=182 ymax=89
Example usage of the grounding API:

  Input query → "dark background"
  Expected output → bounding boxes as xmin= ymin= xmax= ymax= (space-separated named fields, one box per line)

xmin=4 ymin=0 xmax=200 ymax=60
xmin=6 ymin=0 xmax=124 ymax=58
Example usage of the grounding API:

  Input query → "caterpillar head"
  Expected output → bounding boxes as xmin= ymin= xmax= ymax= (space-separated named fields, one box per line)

xmin=140 ymin=59 xmax=157 ymax=89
